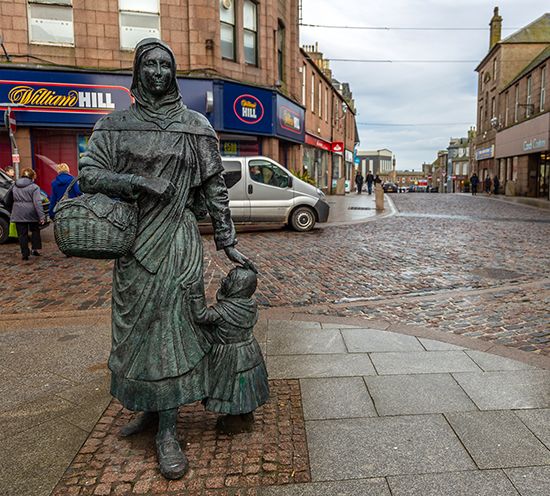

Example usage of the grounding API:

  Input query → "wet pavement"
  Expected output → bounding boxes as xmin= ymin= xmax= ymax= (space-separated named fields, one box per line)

xmin=1 ymin=193 xmax=548 ymax=355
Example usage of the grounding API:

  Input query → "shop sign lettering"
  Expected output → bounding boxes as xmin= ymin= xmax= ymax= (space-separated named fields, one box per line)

xmin=523 ymin=138 xmax=546 ymax=151
xmin=8 ymin=85 xmax=117 ymax=109
xmin=278 ymin=105 xmax=301 ymax=134
xmin=233 ymin=94 xmax=264 ymax=124
xmin=475 ymin=145 xmax=494 ymax=160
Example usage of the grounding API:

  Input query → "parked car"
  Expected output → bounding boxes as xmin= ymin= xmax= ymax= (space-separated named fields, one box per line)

xmin=382 ymin=182 xmax=399 ymax=193
xmin=208 ymin=156 xmax=330 ymax=232
xmin=0 ymin=169 xmax=50 ymax=244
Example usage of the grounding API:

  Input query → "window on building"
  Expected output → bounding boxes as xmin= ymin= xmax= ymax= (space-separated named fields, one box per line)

xmin=28 ymin=0 xmax=74 ymax=45
xmin=492 ymin=58 xmax=497 ymax=79
xmin=311 ymin=74 xmax=315 ymax=113
xmin=504 ymin=91 xmax=509 ymax=126
xmin=301 ymin=64 xmax=307 ymax=105
xmin=541 ymin=65 xmax=547 ymax=112
xmin=243 ymin=0 xmax=257 ymax=65
xmin=220 ymin=0 xmax=236 ymax=60
xmin=491 ymin=96 xmax=496 ymax=118
xmin=318 ymin=80 xmax=322 ymax=118
xmin=325 ymin=86 xmax=328 ymax=122
xmin=277 ymin=21 xmax=285 ymax=82
xmin=526 ymin=75 xmax=532 ymax=117
xmin=478 ymin=105 xmax=483 ymax=131
xmin=514 ymin=84 xmax=519 ymax=122
xmin=119 ymin=0 xmax=160 ymax=51
xmin=334 ymin=100 xmax=339 ymax=125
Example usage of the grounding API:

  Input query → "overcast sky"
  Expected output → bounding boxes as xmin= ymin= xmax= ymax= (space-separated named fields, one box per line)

xmin=300 ymin=0 xmax=549 ymax=170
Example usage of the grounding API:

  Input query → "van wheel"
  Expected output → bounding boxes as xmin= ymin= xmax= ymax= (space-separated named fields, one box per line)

xmin=0 ymin=218 xmax=9 ymax=244
xmin=290 ymin=206 xmax=316 ymax=232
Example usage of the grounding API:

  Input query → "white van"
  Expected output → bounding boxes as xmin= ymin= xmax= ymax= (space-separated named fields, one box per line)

xmin=219 ymin=156 xmax=329 ymax=231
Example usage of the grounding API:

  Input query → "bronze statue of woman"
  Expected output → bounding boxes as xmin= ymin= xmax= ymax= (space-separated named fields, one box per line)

xmin=79 ymin=38 xmax=256 ymax=479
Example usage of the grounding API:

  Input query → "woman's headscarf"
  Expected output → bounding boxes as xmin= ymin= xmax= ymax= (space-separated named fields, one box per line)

xmin=130 ymin=38 xmax=185 ymax=126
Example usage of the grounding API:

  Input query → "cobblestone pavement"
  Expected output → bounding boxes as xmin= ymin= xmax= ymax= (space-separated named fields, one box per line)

xmin=1 ymin=194 xmax=549 ymax=354
xmin=52 ymin=380 xmax=309 ymax=496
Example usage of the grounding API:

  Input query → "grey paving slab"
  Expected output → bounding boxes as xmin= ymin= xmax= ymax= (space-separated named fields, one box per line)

xmin=452 ymin=370 xmax=550 ymax=410
xmin=259 ymin=479 xmax=391 ymax=496
xmin=419 ymin=338 xmax=466 ymax=351
xmin=445 ymin=410 xmax=550 ymax=469
xmin=388 ymin=470 xmax=519 ymax=496
xmin=505 ymin=466 xmax=550 ymax=496
xmin=0 ymin=418 xmax=87 ymax=496
xmin=305 ymin=415 xmax=475 ymax=480
xmin=300 ymin=377 xmax=376 ymax=420
xmin=515 ymin=409 xmax=550 ymax=450
xmin=267 ymin=353 xmax=376 ymax=379
xmin=268 ymin=319 xmax=322 ymax=331
xmin=365 ymin=373 xmax=477 ymax=415
xmin=370 ymin=351 xmax=481 ymax=375
xmin=465 ymin=350 xmax=535 ymax=371
xmin=0 ymin=395 xmax=75 ymax=441
xmin=267 ymin=327 xmax=347 ymax=355
xmin=320 ymin=323 xmax=361 ymax=329
xmin=341 ymin=328 xmax=424 ymax=352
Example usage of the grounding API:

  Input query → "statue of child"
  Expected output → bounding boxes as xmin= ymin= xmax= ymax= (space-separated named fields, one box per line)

xmin=190 ymin=267 xmax=269 ymax=434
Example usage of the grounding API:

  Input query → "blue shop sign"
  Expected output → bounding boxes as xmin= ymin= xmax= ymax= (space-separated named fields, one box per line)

xmin=475 ymin=145 xmax=494 ymax=160
xmin=0 ymin=67 xmax=214 ymax=128
xmin=222 ymin=81 xmax=273 ymax=135
xmin=275 ymin=94 xmax=304 ymax=143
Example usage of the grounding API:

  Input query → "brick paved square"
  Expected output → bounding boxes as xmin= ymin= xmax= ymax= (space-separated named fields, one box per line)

xmin=52 ymin=380 xmax=310 ymax=495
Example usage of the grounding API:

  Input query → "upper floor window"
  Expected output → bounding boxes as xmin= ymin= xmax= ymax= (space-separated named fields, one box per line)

xmin=324 ymin=86 xmax=328 ymax=122
xmin=119 ymin=0 xmax=160 ymax=51
xmin=514 ymin=84 xmax=519 ymax=122
xmin=277 ymin=21 xmax=285 ymax=83
xmin=491 ymin=96 xmax=496 ymax=118
xmin=504 ymin=91 xmax=509 ymax=126
xmin=526 ymin=75 xmax=532 ymax=117
xmin=492 ymin=58 xmax=497 ymax=79
xmin=318 ymin=81 xmax=322 ymax=118
xmin=28 ymin=0 xmax=73 ymax=46
xmin=243 ymin=0 xmax=258 ymax=65
xmin=220 ymin=0 xmax=236 ymax=60
xmin=301 ymin=64 xmax=307 ymax=105
xmin=311 ymin=74 xmax=315 ymax=113
xmin=541 ymin=66 xmax=547 ymax=112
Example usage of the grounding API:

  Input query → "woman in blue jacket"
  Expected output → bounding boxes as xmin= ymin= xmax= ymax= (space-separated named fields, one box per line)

xmin=49 ymin=163 xmax=80 ymax=219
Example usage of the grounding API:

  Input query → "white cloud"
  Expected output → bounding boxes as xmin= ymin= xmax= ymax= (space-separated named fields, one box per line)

xmin=300 ymin=0 xmax=549 ymax=169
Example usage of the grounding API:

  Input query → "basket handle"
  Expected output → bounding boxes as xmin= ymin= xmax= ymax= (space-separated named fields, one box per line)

xmin=61 ymin=176 xmax=79 ymax=201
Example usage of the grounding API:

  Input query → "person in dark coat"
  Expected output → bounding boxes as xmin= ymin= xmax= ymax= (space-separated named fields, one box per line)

xmin=470 ymin=173 xmax=479 ymax=195
xmin=354 ymin=171 xmax=364 ymax=194
xmin=493 ymin=175 xmax=500 ymax=195
xmin=48 ymin=163 xmax=81 ymax=219
xmin=3 ymin=168 xmax=45 ymax=260
xmin=365 ymin=171 xmax=374 ymax=194
xmin=484 ymin=175 xmax=492 ymax=195
xmin=374 ymin=174 xmax=382 ymax=185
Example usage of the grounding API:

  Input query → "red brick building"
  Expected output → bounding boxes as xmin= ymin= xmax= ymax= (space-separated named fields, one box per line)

xmin=0 ymin=0 xmax=357 ymax=194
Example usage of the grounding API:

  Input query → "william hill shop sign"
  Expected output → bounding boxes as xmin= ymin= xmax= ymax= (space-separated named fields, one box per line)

xmin=0 ymin=68 xmax=132 ymax=127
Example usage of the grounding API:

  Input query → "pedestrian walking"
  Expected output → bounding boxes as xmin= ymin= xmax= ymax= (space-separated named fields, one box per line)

xmin=354 ymin=171 xmax=364 ymax=194
xmin=470 ymin=173 xmax=479 ymax=195
xmin=3 ymin=166 xmax=15 ymax=179
xmin=493 ymin=175 xmax=500 ymax=195
xmin=48 ymin=163 xmax=81 ymax=219
xmin=484 ymin=175 xmax=492 ymax=195
xmin=3 ymin=168 xmax=45 ymax=260
xmin=366 ymin=171 xmax=374 ymax=194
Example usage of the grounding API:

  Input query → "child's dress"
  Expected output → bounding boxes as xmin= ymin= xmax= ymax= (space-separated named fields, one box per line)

xmin=191 ymin=294 xmax=269 ymax=415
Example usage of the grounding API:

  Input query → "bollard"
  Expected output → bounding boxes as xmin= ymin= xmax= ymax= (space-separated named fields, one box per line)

xmin=375 ymin=184 xmax=384 ymax=211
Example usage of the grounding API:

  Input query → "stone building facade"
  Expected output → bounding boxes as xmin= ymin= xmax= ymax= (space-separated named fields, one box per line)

xmin=474 ymin=8 xmax=550 ymax=198
xmin=0 ymin=0 xmax=357 ymax=194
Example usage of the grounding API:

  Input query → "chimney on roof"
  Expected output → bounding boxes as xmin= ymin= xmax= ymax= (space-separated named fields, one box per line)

xmin=489 ymin=6 xmax=502 ymax=50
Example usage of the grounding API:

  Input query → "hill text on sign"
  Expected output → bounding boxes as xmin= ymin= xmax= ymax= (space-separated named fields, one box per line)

xmin=233 ymin=94 xmax=264 ymax=124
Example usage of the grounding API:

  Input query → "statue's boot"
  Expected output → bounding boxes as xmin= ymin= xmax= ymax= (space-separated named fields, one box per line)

xmin=120 ymin=412 xmax=158 ymax=437
xmin=155 ymin=430 xmax=189 ymax=480
xmin=216 ymin=412 xmax=254 ymax=435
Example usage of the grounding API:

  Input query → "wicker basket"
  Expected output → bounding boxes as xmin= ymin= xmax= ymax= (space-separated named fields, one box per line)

xmin=54 ymin=179 xmax=138 ymax=259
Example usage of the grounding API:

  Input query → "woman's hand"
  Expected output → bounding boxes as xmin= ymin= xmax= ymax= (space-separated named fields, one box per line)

xmin=133 ymin=176 xmax=175 ymax=202
xmin=223 ymin=246 xmax=258 ymax=273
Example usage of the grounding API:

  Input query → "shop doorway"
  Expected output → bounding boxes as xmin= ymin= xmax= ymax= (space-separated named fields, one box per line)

xmin=527 ymin=153 xmax=549 ymax=198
